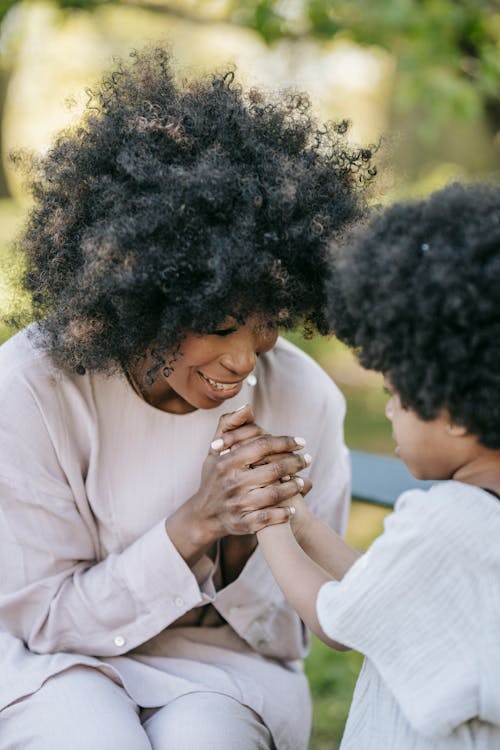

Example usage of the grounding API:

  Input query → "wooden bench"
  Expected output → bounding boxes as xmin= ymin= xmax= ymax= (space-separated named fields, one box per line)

xmin=350 ymin=449 xmax=432 ymax=508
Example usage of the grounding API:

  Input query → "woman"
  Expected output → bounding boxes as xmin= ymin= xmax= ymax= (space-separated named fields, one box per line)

xmin=0 ymin=46 xmax=374 ymax=749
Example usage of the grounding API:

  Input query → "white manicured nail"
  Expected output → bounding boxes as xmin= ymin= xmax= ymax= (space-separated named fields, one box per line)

xmin=295 ymin=477 xmax=304 ymax=490
xmin=294 ymin=437 xmax=306 ymax=447
xmin=220 ymin=448 xmax=231 ymax=456
xmin=282 ymin=475 xmax=291 ymax=482
xmin=211 ymin=438 xmax=224 ymax=451
xmin=303 ymin=453 xmax=312 ymax=466
xmin=236 ymin=403 xmax=248 ymax=412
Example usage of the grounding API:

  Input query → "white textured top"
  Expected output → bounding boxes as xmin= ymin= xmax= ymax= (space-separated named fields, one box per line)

xmin=0 ymin=328 xmax=350 ymax=750
xmin=317 ymin=481 xmax=500 ymax=749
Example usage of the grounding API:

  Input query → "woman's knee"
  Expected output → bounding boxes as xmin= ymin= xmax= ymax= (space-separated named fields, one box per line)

xmin=0 ymin=666 xmax=151 ymax=750
xmin=143 ymin=692 xmax=273 ymax=750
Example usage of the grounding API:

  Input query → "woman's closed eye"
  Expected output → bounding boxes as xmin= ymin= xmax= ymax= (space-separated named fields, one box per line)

xmin=209 ymin=327 xmax=239 ymax=337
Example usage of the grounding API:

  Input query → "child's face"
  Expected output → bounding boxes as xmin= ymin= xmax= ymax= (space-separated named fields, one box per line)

xmin=383 ymin=378 xmax=464 ymax=481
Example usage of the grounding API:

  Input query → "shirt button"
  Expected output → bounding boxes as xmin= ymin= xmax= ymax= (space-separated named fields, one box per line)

xmin=174 ymin=596 xmax=184 ymax=608
xmin=114 ymin=635 xmax=126 ymax=648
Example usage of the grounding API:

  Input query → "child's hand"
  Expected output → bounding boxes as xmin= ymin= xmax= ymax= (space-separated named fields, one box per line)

xmin=283 ymin=491 xmax=315 ymax=539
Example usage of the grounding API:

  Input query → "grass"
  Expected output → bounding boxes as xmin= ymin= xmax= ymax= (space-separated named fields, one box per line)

xmin=306 ymin=502 xmax=390 ymax=749
xmin=0 ymin=200 xmax=393 ymax=749
xmin=306 ymin=640 xmax=364 ymax=748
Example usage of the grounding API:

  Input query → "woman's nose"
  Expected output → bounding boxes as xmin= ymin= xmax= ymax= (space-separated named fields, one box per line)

xmin=221 ymin=342 xmax=256 ymax=377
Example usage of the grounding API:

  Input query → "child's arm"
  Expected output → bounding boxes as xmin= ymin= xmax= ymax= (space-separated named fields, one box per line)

xmin=257 ymin=499 xmax=361 ymax=649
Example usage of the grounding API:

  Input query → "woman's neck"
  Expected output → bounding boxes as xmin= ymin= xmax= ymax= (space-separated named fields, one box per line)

xmin=127 ymin=357 xmax=196 ymax=415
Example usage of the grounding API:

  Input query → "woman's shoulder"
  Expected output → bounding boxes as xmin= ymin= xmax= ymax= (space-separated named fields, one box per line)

xmin=258 ymin=336 xmax=345 ymax=412
xmin=267 ymin=336 xmax=327 ymax=371
xmin=0 ymin=327 xmax=56 ymax=389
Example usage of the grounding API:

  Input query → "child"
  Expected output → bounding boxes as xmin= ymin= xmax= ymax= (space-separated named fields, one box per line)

xmin=257 ymin=182 xmax=500 ymax=748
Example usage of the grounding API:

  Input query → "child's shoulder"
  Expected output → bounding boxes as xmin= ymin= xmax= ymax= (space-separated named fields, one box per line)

xmin=392 ymin=480 xmax=500 ymax=557
xmin=396 ymin=479 xmax=500 ymax=514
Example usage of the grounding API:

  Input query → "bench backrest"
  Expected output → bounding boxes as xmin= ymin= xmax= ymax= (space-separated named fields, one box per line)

xmin=350 ymin=449 xmax=432 ymax=508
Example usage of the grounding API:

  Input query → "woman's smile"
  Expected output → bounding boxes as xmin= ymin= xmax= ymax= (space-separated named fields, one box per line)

xmin=197 ymin=370 xmax=245 ymax=397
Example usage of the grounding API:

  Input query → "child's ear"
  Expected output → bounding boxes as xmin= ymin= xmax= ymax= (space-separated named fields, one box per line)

xmin=445 ymin=423 xmax=468 ymax=437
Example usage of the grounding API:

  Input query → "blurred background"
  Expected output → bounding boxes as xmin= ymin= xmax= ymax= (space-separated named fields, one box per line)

xmin=0 ymin=1 xmax=499 ymax=747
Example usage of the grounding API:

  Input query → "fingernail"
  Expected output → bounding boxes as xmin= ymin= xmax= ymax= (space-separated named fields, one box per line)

xmin=211 ymin=438 xmax=224 ymax=451
xmin=220 ymin=448 xmax=231 ymax=456
xmin=282 ymin=475 xmax=291 ymax=482
xmin=303 ymin=453 xmax=312 ymax=466
xmin=235 ymin=403 xmax=248 ymax=412
xmin=294 ymin=437 xmax=306 ymax=447
xmin=295 ymin=477 xmax=304 ymax=490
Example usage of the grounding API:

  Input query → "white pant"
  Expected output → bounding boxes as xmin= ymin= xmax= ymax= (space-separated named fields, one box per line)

xmin=0 ymin=666 xmax=274 ymax=750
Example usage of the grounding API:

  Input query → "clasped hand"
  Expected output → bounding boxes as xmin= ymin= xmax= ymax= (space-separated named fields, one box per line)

xmin=191 ymin=404 xmax=311 ymax=542
xmin=165 ymin=403 xmax=311 ymax=574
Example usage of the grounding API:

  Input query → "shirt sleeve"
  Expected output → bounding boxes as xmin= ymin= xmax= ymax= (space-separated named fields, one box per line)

xmin=316 ymin=485 xmax=483 ymax=738
xmin=0 ymin=378 xmax=216 ymax=657
xmin=302 ymin=383 xmax=350 ymax=534
xmin=215 ymin=379 xmax=351 ymax=661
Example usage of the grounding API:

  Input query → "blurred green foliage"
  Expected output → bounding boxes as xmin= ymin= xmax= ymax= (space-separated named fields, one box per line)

xmin=1 ymin=0 xmax=498 ymax=147
xmin=0 ymin=198 xmax=26 ymax=342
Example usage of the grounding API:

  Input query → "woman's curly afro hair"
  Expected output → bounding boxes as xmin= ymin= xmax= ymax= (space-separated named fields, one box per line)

xmin=16 ymin=44 xmax=376 ymax=374
xmin=328 ymin=181 xmax=500 ymax=448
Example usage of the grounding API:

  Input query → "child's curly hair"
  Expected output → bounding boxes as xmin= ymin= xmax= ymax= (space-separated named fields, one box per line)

xmin=15 ymin=45 xmax=375 ymax=374
xmin=328 ymin=181 xmax=500 ymax=448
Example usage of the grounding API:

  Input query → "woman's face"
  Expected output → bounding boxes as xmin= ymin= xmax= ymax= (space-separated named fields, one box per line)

xmin=149 ymin=315 xmax=279 ymax=414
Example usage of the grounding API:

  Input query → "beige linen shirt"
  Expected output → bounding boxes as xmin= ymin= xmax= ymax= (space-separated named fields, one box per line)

xmin=317 ymin=482 xmax=500 ymax=749
xmin=0 ymin=329 xmax=350 ymax=750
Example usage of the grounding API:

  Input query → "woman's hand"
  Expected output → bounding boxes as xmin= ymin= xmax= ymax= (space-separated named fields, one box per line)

xmin=165 ymin=404 xmax=310 ymax=566
xmin=200 ymin=404 xmax=310 ymax=536
xmin=215 ymin=406 xmax=312 ymax=583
